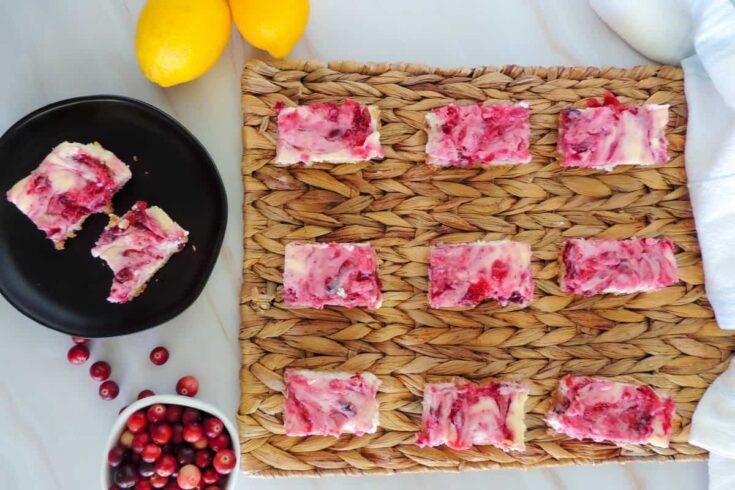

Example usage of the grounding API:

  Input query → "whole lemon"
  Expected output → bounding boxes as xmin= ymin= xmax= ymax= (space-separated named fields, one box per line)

xmin=230 ymin=0 xmax=309 ymax=59
xmin=135 ymin=0 xmax=231 ymax=87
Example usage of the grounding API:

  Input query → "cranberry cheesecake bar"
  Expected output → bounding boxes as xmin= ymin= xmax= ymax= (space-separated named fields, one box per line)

xmin=283 ymin=369 xmax=381 ymax=437
xmin=282 ymin=242 xmax=382 ymax=310
xmin=428 ymin=240 xmax=534 ymax=308
xmin=417 ymin=381 xmax=528 ymax=451
xmin=546 ymin=375 xmax=675 ymax=447
xmin=274 ymin=99 xmax=384 ymax=165
xmin=91 ymin=201 xmax=188 ymax=304
xmin=558 ymin=92 xmax=669 ymax=170
xmin=561 ymin=237 xmax=678 ymax=296
xmin=425 ymin=102 xmax=531 ymax=167
xmin=6 ymin=141 xmax=131 ymax=249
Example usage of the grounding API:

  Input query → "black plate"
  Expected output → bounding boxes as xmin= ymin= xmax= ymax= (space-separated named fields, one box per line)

xmin=0 ymin=96 xmax=227 ymax=337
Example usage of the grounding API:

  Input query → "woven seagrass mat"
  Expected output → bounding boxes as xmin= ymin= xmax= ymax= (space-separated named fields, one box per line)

xmin=238 ymin=58 xmax=735 ymax=477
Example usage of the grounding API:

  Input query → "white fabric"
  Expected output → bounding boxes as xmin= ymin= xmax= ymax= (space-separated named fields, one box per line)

xmin=591 ymin=1 xmax=735 ymax=489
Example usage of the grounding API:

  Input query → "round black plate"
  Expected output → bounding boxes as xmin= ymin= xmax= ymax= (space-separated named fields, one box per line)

xmin=0 ymin=96 xmax=227 ymax=337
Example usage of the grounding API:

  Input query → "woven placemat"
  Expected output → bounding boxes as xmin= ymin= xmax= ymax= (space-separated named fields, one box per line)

xmin=238 ymin=58 xmax=735 ymax=477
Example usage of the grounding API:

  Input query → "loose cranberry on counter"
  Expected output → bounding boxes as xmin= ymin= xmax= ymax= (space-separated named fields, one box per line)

xmin=71 ymin=336 xmax=89 ymax=344
xmin=139 ymin=462 xmax=156 ymax=478
xmin=203 ymin=417 xmax=223 ymax=439
xmin=132 ymin=432 xmax=151 ymax=454
xmin=149 ymin=473 xmax=169 ymax=489
xmin=154 ymin=454 xmax=176 ymax=477
xmin=150 ymin=423 xmax=173 ymax=445
xmin=113 ymin=463 xmax=138 ymax=488
xmin=208 ymin=433 xmax=230 ymax=452
xmin=201 ymin=468 xmax=220 ymax=485
xmin=177 ymin=464 xmax=201 ymax=490
xmin=100 ymin=380 xmax=120 ymax=400
xmin=181 ymin=407 xmax=200 ymax=425
xmin=135 ymin=480 xmax=153 ymax=490
xmin=119 ymin=430 xmax=135 ymax=448
xmin=138 ymin=389 xmax=155 ymax=400
xmin=142 ymin=443 xmax=162 ymax=463
xmin=165 ymin=404 xmax=182 ymax=423
xmin=147 ymin=404 xmax=167 ymax=423
xmin=195 ymin=449 xmax=212 ymax=468
xmin=90 ymin=360 xmax=112 ymax=381
xmin=108 ymin=445 xmax=126 ymax=467
xmin=176 ymin=446 xmax=195 ymax=466
xmin=127 ymin=411 xmax=148 ymax=433
xmin=67 ymin=344 xmax=89 ymax=365
xmin=212 ymin=449 xmax=236 ymax=475
xmin=149 ymin=347 xmax=169 ymax=366
xmin=182 ymin=423 xmax=204 ymax=444
xmin=176 ymin=376 xmax=199 ymax=397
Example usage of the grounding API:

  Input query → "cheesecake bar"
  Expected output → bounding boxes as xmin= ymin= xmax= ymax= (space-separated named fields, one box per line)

xmin=561 ymin=237 xmax=678 ymax=296
xmin=428 ymin=240 xmax=534 ymax=308
xmin=425 ymin=102 xmax=531 ymax=167
xmin=283 ymin=242 xmax=382 ymax=310
xmin=546 ymin=375 xmax=675 ymax=447
xmin=558 ymin=92 xmax=669 ymax=169
xmin=274 ymin=99 xmax=384 ymax=165
xmin=283 ymin=369 xmax=381 ymax=437
xmin=416 ymin=381 xmax=528 ymax=451
xmin=91 ymin=201 xmax=189 ymax=304
xmin=6 ymin=141 xmax=131 ymax=249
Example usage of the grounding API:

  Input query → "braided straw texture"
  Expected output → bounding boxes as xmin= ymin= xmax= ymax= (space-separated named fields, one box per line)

xmin=239 ymin=58 xmax=735 ymax=477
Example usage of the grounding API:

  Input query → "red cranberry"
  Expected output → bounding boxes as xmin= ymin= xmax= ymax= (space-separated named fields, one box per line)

xmin=165 ymin=404 xmax=183 ymax=423
xmin=212 ymin=449 xmax=236 ymax=475
xmin=203 ymin=486 xmax=221 ymax=490
xmin=177 ymin=464 xmax=201 ymax=490
xmin=119 ymin=430 xmax=135 ymax=448
xmin=71 ymin=336 xmax=89 ymax=344
xmin=183 ymin=423 xmax=204 ymax=443
xmin=142 ymin=443 xmax=162 ymax=463
xmin=138 ymin=389 xmax=155 ymax=400
xmin=113 ymin=463 xmax=138 ymax=488
xmin=135 ymin=480 xmax=153 ymax=490
xmin=139 ymin=462 xmax=156 ymax=478
xmin=181 ymin=407 xmax=200 ymax=425
xmin=192 ymin=437 xmax=209 ymax=450
xmin=202 ymin=468 xmax=220 ymax=485
xmin=132 ymin=432 xmax=151 ymax=454
xmin=150 ymin=423 xmax=173 ymax=445
xmin=164 ymin=482 xmax=182 ymax=490
xmin=147 ymin=404 xmax=167 ymax=423
xmin=154 ymin=454 xmax=176 ymax=477
xmin=67 ymin=344 xmax=89 ymax=365
xmin=150 ymin=474 xmax=169 ymax=489
xmin=208 ymin=433 xmax=230 ymax=452
xmin=195 ymin=449 xmax=212 ymax=468
xmin=176 ymin=446 xmax=196 ymax=465
xmin=176 ymin=376 xmax=199 ymax=397
xmin=108 ymin=445 xmax=126 ymax=467
xmin=127 ymin=411 xmax=148 ymax=433
xmin=203 ymin=417 xmax=223 ymax=439
xmin=171 ymin=423 xmax=184 ymax=444
xmin=89 ymin=360 xmax=111 ymax=380
xmin=99 ymin=380 xmax=120 ymax=400
xmin=150 ymin=347 xmax=169 ymax=365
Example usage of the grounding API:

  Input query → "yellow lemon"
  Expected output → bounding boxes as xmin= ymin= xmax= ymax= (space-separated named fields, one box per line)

xmin=135 ymin=0 xmax=231 ymax=87
xmin=230 ymin=0 xmax=309 ymax=59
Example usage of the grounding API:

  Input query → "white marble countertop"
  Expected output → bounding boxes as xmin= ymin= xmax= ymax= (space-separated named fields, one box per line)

xmin=0 ymin=0 xmax=709 ymax=488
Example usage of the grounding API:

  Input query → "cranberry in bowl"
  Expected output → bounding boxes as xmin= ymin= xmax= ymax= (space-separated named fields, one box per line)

xmin=102 ymin=394 xmax=239 ymax=490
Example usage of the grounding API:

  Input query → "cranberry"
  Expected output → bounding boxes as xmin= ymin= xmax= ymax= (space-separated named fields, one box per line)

xmin=119 ymin=405 xmax=129 ymax=415
xmin=177 ymin=465 xmax=201 ymax=490
xmin=135 ymin=480 xmax=153 ymax=490
xmin=119 ymin=430 xmax=135 ymax=448
xmin=203 ymin=417 xmax=223 ymax=439
xmin=176 ymin=446 xmax=196 ymax=465
xmin=150 ymin=423 xmax=173 ymax=445
xmin=99 ymin=380 xmax=120 ymax=400
xmin=150 ymin=347 xmax=169 ymax=365
xmin=192 ymin=437 xmax=209 ymax=450
xmin=164 ymin=482 xmax=182 ymax=490
xmin=108 ymin=445 xmax=126 ymax=467
xmin=71 ymin=336 xmax=89 ymax=344
xmin=202 ymin=468 xmax=220 ymax=485
xmin=181 ymin=407 xmax=200 ymax=425
xmin=165 ymin=405 xmax=183 ymax=423
xmin=138 ymin=389 xmax=155 ymax=400
xmin=183 ymin=423 xmax=203 ymax=443
xmin=204 ymin=486 xmax=221 ymax=490
xmin=150 ymin=474 xmax=169 ymax=489
xmin=212 ymin=449 xmax=236 ymax=475
xmin=176 ymin=376 xmax=199 ymax=397
xmin=113 ymin=463 xmax=138 ymax=488
xmin=195 ymin=449 xmax=212 ymax=468
xmin=132 ymin=432 xmax=151 ymax=454
xmin=147 ymin=404 xmax=167 ymax=423
xmin=154 ymin=454 xmax=177 ymax=477
xmin=67 ymin=344 xmax=89 ymax=365
xmin=139 ymin=461 xmax=156 ymax=478
xmin=208 ymin=433 xmax=230 ymax=452
xmin=171 ymin=423 xmax=184 ymax=444
xmin=142 ymin=443 xmax=162 ymax=463
xmin=127 ymin=411 xmax=148 ymax=433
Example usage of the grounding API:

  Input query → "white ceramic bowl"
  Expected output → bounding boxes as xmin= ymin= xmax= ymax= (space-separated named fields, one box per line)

xmin=102 ymin=394 xmax=240 ymax=489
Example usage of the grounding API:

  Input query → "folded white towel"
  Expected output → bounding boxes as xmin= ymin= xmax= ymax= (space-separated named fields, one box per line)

xmin=591 ymin=1 xmax=735 ymax=488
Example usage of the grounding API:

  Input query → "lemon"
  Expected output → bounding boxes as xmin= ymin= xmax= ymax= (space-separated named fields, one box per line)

xmin=135 ymin=0 xmax=231 ymax=87
xmin=230 ymin=0 xmax=309 ymax=59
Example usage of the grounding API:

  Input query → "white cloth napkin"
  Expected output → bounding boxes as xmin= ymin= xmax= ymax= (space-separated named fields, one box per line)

xmin=591 ymin=0 xmax=735 ymax=488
